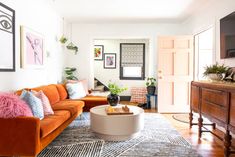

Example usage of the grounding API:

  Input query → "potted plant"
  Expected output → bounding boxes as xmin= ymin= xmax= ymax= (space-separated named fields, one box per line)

xmin=59 ymin=35 xmax=68 ymax=44
xmin=203 ymin=63 xmax=229 ymax=81
xmin=146 ymin=77 xmax=156 ymax=95
xmin=66 ymin=42 xmax=78 ymax=54
xmin=107 ymin=82 xmax=127 ymax=106
xmin=64 ymin=67 xmax=78 ymax=80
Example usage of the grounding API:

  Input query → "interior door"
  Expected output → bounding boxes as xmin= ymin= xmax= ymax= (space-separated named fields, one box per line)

xmin=158 ymin=36 xmax=194 ymax=113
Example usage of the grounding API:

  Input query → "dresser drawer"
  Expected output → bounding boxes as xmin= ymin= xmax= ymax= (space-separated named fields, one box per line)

xmin=201 ymin=99 xmax=227 ymax=123
xmin=202 ymin=88 xmax=228 ymax=108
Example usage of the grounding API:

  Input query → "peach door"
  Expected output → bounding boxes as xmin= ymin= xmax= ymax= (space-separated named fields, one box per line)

xmin=158 ymin=36 xmax=193 ymax=113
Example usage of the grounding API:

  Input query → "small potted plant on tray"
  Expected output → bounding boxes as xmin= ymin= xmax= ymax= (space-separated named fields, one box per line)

xmin=146 ymin=77 xmax=157 ymax=95
xmin=107 ymin=82 xmax=127 ymax=106
xmin=203 ymin=63 xmax=229 ymax=81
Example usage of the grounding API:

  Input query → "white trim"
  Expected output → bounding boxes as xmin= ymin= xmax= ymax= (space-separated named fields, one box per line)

xmin=194 ymin=26 xmax=215 ymax=80
xmin=90 ymin=35 xmax=153 ymax=88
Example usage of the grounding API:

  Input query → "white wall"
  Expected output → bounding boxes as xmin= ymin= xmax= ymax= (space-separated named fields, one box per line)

xmin=94 ymin=39 xmax=149 ymax=95
xmin=0 ymin=0 xmax=66 ymax=91
xmin=183 ymin=0 xmax=235 ymax=67
xmin=66 ymin=23 xmax=184 ymax=89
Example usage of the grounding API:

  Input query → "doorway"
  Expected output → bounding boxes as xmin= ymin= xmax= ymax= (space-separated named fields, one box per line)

xmin=194 ymin=27 xmax=214 ymax=80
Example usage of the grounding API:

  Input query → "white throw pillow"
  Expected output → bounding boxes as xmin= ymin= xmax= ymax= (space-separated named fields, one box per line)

xmin=66 ymin=82 xmax=86 ymax=99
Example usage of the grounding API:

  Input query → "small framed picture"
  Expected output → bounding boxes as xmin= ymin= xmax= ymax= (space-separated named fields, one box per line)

xmin=104 ymin=53 xmax=116 ymax=69
xmin=20 ymin=26 xmax=44 ymax=69
xmin=94 ymin=45 xmax=103 ymax=60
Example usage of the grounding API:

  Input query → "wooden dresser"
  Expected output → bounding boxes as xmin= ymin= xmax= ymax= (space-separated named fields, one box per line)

xmin=190 ymin=81 xmax=235 ymax=157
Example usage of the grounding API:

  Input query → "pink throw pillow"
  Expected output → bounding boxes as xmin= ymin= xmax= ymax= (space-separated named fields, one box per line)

xmin=0 ymin=92 xmax=33 ymax=118
xmin=32 ymin=90 xmax=54 ymax=116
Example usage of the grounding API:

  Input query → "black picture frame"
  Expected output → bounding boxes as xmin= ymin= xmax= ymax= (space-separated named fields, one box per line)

xmin=0 ymin=2 xmax=15 ymax=72
xmin=94 ymin=45 xmax=104 ymax=60
xmin=104 ymin=53 xmax=116 ymax=69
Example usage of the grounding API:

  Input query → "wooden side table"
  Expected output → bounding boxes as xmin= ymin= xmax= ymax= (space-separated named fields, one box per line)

xmin=146 ymin=94 xmax=158 ymax=109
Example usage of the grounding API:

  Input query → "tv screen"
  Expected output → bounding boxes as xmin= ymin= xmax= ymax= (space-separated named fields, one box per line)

xmin=220 ymin=11 xmax=235 ymax=59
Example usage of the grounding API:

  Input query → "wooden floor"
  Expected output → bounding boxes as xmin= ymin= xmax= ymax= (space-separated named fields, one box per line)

xmin=121 ymin=101 xmax=232 ymax=157
xmin=147 ymin=109 xmax=230 ymax=157
xmin=162 ymin=113 xmax=226 ymax=157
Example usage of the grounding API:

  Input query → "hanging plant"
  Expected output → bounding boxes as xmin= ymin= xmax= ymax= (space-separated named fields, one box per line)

xmin=66 ymin=42 xmax=78 ymax=54
xmin=59 ymin=35 xmax=68 ymax=44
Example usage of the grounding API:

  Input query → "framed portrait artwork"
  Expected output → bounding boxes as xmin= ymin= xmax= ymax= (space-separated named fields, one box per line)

xmin=20 ymin=26 xmax=44 ymax=68
xmin=104 ymin=53 xmax=116 ymax=69
xmin=94 ymin=45 xmax=103 ymax=60
xmin=0 ymin=2 xmax=15 ymax=71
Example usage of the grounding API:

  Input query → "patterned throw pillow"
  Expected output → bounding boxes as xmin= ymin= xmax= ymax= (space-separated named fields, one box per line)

xmin=66 ymin=82 xmax=86 ymax=99
xmin=20 ymin=90 xmax=44 ymax=120
xmin=130 ymin=87 xmax=147 ymax=104
xmin=0 ymin=92 xmax=33 ymax=118
xmin=32 ymin=90 xmax=54 ymax=116
xmin=67 ymin=80 xmax=89 ymax=95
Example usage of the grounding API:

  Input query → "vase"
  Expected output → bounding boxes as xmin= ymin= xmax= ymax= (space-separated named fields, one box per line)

xmin=147 ymin=86 xmax=156 ymax=95
xmin=208 ymin=73 xmax=222 ymax=81
xmin=107 ymin=94 xmax=120 ymax=106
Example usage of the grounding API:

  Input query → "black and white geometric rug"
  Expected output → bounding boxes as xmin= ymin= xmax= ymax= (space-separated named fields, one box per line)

xmin=39 ymin=113 xmax=201 ymax=157
xmin=39 ymin=141 xmax=104 ymax=157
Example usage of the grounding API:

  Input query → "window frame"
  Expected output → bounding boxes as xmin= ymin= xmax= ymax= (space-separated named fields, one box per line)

xmin=119 ymin=43 xmax=145 ymax=80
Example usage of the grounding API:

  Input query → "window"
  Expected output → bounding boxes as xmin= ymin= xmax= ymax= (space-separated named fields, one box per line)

xmin=194 ymin=27 xmax=214 ymax=80
xmin=120 ymin=43 xmax=145 ymax=80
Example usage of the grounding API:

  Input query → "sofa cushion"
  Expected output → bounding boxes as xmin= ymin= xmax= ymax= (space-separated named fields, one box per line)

xmin=78 ymin=96 xmax=108 ymax=111
xmin=66 ymin=82 xmax=86 ymax=99
xmin=0 ymin=92 xmax=33 ymax=118
xmin=40 ymin=110 xmax=70 ymax=138
xmin=32 ymin=85 xmax=60 ymax=105
xmin=20 ymin=90 xmax=44 ymax=120
xmin=55 ymin=84 xmax=68 ymax=100
xmin=52 ymin=100 xmax=84 ymax=116
xmin=67 ymin=80 xmax=89 ymax=95
xmin=32 ymin=90 xmax=54 ymax=116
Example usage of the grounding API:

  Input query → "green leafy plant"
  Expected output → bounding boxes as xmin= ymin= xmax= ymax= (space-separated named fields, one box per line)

xmin=64 ymin=67 xmax=78 ymax=80
xmin=66 ymin=42 xmax=78 ymax=54
xmin=146 ymin=77 xmax=157 ymax=87
xmin=59 ymin=35 xmax=68 ymax=44
xmin=108 ymin=82 xmax=127 ymax=95
xmin=203 ymin=62 xmax=229 ymax=76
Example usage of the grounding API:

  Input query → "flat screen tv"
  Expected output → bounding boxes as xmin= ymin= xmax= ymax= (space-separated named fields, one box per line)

xmin=220 ymin=11 xmax=235 ymax=59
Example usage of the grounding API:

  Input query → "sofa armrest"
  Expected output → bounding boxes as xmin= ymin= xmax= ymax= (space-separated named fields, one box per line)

xmin=0 ymin=117 xmax=41 ymax=156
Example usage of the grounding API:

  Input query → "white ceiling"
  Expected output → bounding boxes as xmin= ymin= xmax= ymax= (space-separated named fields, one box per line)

xmin=52 ymin=0 xmax=211 ymax=23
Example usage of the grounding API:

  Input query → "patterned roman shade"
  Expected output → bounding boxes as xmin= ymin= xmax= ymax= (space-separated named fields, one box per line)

xmin=120 ymin=43 xmax=145 ymax=67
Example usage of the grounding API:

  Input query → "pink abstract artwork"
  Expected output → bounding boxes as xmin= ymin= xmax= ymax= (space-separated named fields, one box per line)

xmin=26 ymin=32 xmax=43 ymax=65
xmin=21 ymin=26 xmax=44 ymax=68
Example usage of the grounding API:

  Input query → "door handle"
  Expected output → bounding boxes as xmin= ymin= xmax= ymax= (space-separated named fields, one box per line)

xmin=158 ymin=70 xmax=162 ymax=73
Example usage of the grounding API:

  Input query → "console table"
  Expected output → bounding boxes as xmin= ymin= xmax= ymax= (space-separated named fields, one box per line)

xmin=190 ymin=81 xmax=235 ymax=157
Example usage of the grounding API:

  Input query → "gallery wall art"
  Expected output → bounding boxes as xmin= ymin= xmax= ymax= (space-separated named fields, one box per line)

xmin=94 ymin=45 xmax=103 ymax=60
xmin=104 ymin=53 xmax=116 ymax=69
xmin=20 ymin=26 xmax=44 ymax=68
xmin=0 ymin=2 xmax=15 ymax=71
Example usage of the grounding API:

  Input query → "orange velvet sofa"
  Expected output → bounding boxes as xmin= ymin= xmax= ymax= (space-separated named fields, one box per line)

xmin=0 ymin=84 xmax=107 ymax=157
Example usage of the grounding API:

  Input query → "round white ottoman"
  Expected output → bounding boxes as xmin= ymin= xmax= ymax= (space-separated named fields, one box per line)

xmin=90 ymin=105 xmax=144 ymax=141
